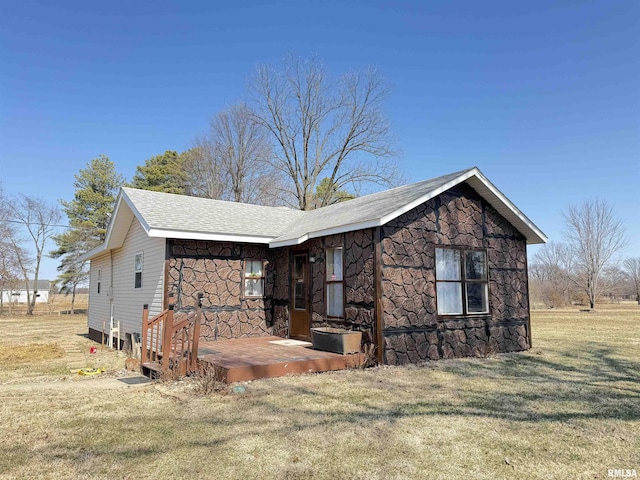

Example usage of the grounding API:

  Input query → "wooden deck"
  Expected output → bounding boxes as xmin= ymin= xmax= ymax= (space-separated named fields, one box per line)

xmin=197 ymin=336 xmax=363 ymax=383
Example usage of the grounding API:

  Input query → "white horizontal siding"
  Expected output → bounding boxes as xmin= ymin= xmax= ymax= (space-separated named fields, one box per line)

xmin=112 ymin=219 xmax=165 ymax=335
xmin=87 ymin=252 xmax=112 ymax=333
xmin=1 ymin=290 xmax=49 ymax=303
xmin=87 ymin=218 xmax=165 ymax=337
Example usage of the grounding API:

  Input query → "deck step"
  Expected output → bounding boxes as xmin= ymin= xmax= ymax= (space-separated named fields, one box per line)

xmin=142 ymin=361 xmax=162 ymax=379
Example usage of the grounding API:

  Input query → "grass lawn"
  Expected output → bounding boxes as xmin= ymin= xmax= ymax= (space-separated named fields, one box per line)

xmin=0 ymin=304 xmax=638 ymax=479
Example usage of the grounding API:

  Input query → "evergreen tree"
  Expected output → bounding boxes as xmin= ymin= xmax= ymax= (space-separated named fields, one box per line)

xmin=129 ymin=150 xmax=188 ymax=194
xmin=311 ymin=177 xmax=355 ymax=209
xmin=51 ymin=155 xmax=124 ymax=311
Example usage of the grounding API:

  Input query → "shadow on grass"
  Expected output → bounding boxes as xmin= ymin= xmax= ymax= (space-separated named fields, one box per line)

xmin=246 ymin=341 xmax=640 ymax=427
xmin=3 ymin=340 xmax=638 ymax=476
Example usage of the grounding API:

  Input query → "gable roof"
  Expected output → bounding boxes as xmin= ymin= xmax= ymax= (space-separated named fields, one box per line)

xmin=79 ymin=167 xmax=546 ymax=261
xmin=15 ymin=280 xmax=51 ymax=291
xmin=270 ymin=169 xmax=470 ymax=246
xmin=120 ymin=187 xmax=304 ymax=241
xmin=271 ymin=167 xmax=547 ymax=247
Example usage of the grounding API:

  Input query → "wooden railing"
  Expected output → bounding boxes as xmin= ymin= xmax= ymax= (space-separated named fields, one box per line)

xmin=141 ymin=293 xmax=203 ymax=376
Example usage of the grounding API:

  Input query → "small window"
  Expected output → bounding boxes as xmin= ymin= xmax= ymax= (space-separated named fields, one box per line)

xmin=134 ymin=253 xmax=143 ymax=289
xmin=325 ymin=247 xmax=344 ymax=318
xmin=97 ymin=269 xmax=102 ymax=294
xmin=244 ymin=260 xmax=265 ymax=298
xmin=436 ymin=248 xmax=489 ymax=316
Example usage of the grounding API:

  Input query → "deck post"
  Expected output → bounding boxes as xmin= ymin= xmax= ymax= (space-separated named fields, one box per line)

xmin=162 ymin=303 xmax=175 ymax=373
xmin=191 ymin=293 xmax=203 ymax=372
xmin=374 ymin=226 xmax=384 ymax=365
xmin=141 ymin=304 xmax=149 ymax=365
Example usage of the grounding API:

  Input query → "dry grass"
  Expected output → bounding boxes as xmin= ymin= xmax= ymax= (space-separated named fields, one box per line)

xmin=0 ymin=293 xmax=89 ymax=316
xmin=0 ymin=313 xmax=127 ymax=382
xmin=0 ymin=304 xmax=638 ymax=479
xmin=0 ymin=343 xmax=65 ymax=365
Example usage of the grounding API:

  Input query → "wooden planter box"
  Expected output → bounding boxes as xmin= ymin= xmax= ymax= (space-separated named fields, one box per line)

xmin=311 ymin=327 xmax=362 ymax=355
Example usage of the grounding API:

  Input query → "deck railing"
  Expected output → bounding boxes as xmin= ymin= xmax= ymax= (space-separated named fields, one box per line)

xmin=141 ymin=293 xmax=203 ymax=376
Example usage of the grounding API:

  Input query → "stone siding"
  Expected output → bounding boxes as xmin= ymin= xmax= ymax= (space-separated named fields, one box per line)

xmin=381 ymin=184 xmax=530 ymax=365
xmin=167 ymin=240 xmax=274 ymax=340
xmin=302 ymin=231 xmax=376 ymax=344
xmin=271 ymin=247 xmax=290 ymax=338
xmin=164 ymin=183 xmax=530 ymax=363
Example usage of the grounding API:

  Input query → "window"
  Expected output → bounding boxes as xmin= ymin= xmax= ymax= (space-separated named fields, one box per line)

xmin=292 ymin=254 xmax=306 ymax=310
xmin=325 ymin=247 xmax=344 ymax=317
xmin=134 ymin=253 xmax=143 ymax=289
xmin=436 ymin=248 xmax=488 ymax=315
xmin=97 ymin=269 xmax=102 ymax=294
xmin=243 ymin=260 xmax=265 ymax=298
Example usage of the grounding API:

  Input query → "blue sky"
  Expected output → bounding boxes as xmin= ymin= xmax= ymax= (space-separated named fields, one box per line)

xmin=1 ymin=0 xmax=638 ymax=281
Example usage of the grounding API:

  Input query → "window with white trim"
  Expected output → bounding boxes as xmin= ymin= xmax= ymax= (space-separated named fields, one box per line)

xmin=436 ymin=247 xmax=489 ymax=315
xmin=326 ymin=247 xmax=344 ymax=318
xmin=243 ymin=260 xmax=265 ymax=298
xmin=97 ymin=269 xmax=102 ymax=294
xmin=134 ymin=253 xmax=143 ymax=289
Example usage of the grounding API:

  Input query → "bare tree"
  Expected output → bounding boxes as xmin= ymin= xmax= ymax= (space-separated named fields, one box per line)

xmin=187 ymin=104 xmax=284 ymax=205
xmin=622 ymin=257 xmax=640 ymax=304
xmin=7 ymin=196 xmax=61 ymax=315
xmin=0 ymin=185 xmax=24 ymax=315
xmin=4 ymin=225 xmax=33 ymax=314
xmin=182 ymin=145 xmax=226 ymax=200
xmin=249 ymin=54 xmax=402 ymax=210
xmin=563 ymin=199 xmax=627 ymax=309
xmin=599 ymin=265 xmax=628 ymax=302
xmin=210 ymin=103 xmax=274 ymax=203
xmin=46 ymin=280 xmax=58 ymax=315
xmin=0 ymin=235 xmax=26 ymax=316
xmin=530 ymin=242 xmax=575 ymax=307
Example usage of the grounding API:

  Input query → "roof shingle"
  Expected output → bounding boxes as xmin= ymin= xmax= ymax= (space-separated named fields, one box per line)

xmin=80 ymin=167 xmax=546 ymax=262
xmin=122 ymin=188 xmax=305 ymax=239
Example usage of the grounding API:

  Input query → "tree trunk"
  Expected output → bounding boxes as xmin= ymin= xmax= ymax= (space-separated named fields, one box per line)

xmin=70 ymin=284 xmax=76 ymax=315
xmin=24 ymin=277 xmax=33 ymax=315
xmin=29 ymin=261 xmax=42 ymax=316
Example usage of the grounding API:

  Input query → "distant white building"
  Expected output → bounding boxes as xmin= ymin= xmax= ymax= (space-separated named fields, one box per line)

xmin=1 ymin=280 xmax=51 ymax=304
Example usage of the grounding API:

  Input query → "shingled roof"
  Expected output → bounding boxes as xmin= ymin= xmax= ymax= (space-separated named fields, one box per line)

xmin=270 ymin=169 xmax=469 ymax=246
xmin=121 ymin=187 xmax=304 ymax=240
xmin=79 ymin=167 xmax=546 ymax=261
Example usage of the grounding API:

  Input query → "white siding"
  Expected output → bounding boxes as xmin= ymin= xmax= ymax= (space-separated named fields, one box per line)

xmin=87 ymin=218 xmax=166 ymax=336
xmin=87 ymin=252 xmax=112 ymax=333
xmin=1 ymin=290 xmax=49 ymax=303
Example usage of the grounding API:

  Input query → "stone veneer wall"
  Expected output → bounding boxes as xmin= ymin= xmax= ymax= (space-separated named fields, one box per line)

xmin=271 ymin=247 xmax=290 ymax=338
xmin=381 ymin=184 xmax=530 ymax=365
xmin=167 ymin=235 xmax=376 ymax=344
xmin=272 ymin=232 xmax=376 ymax=344
xmin=167 ymin=240 xmax=275 ymax=340
xmin=307 ymin=232 xmax=376 ymax=344
xmin=166 ymin=183 xmax=529 ymax=360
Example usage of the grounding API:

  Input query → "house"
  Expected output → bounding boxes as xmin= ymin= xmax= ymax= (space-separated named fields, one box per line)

xmin=1 ymin=280 xmax=51 ymax=304
xmin=79 ymin=167 xmax=546 ymax=365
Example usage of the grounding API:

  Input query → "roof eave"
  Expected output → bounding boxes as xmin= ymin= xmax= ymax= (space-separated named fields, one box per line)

xmin=464 ymin=169 xmax=547 ymax=245
xmin=378 ymin=168 xmax=480 ymax=226
xmin=269 ymin=219 xmax=382 ymax=248
xmin=76 ymin=189 xmax=145 ymax=263
xmin=270 ymin=167 xmax=547 ymax=247
xmin=76 ymin=243 xmax=109 ymax=263
xmin=148 ymin=228 xmax=274 ymax=244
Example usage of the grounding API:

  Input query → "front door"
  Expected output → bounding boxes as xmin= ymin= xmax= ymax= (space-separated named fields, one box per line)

xmin=290 ymin=253 xmax=310 ymax=339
